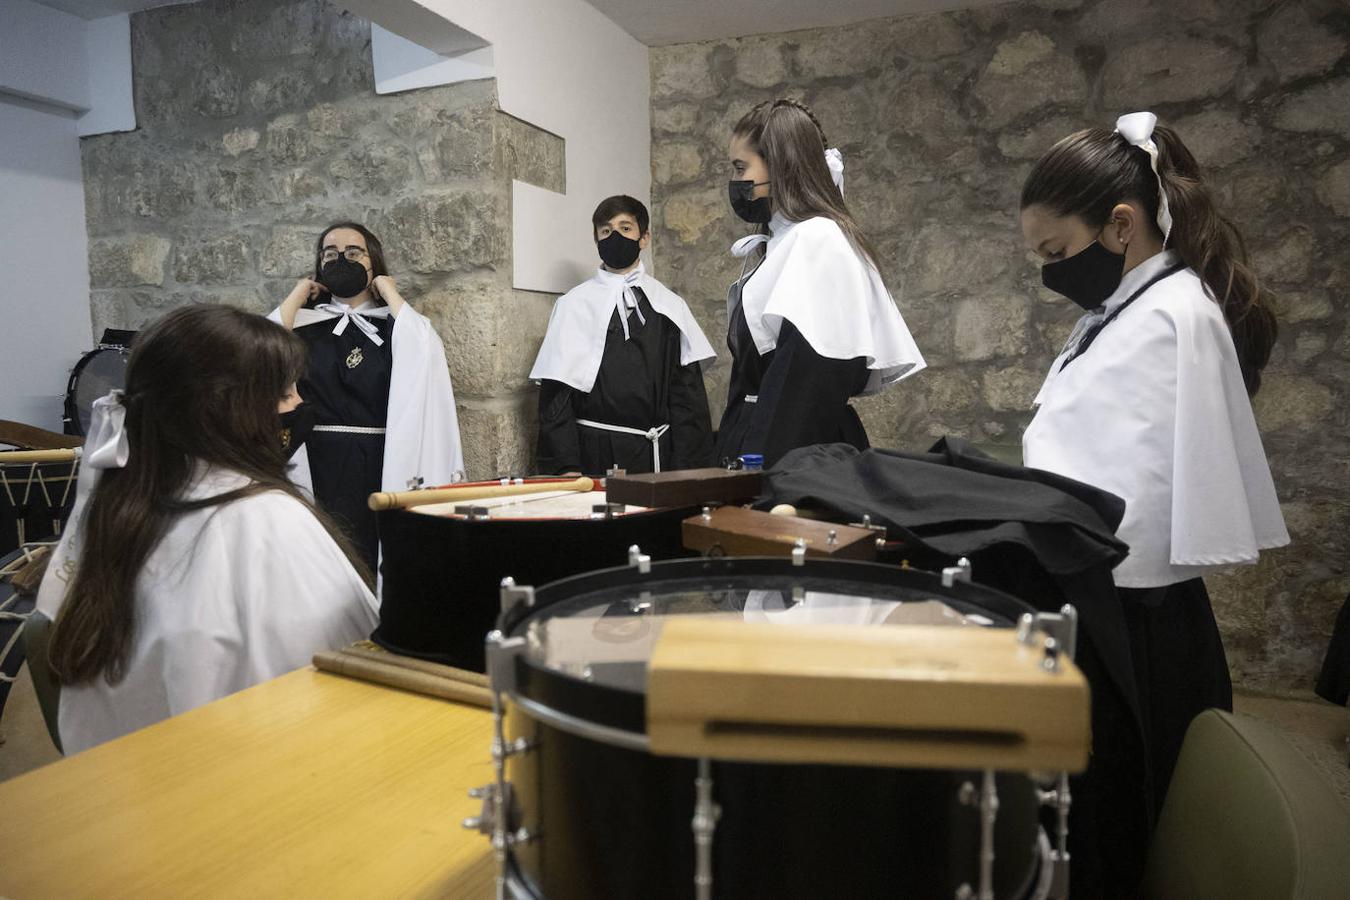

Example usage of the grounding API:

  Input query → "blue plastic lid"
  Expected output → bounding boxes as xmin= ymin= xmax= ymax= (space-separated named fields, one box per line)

xmin=739 ymin=453 xmax=764 ymax=470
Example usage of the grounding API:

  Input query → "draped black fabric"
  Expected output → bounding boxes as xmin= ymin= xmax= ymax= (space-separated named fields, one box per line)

xmin=294 ymin=316 xmax=394 ymax=571
xmin=759 ymin=440 xmax=1156 ymax=897
xmin=537 ymin=288 xmax=714 ymax=478
xmin=1316 ymin=593 xmax=1350 ymax=705
xmin=716 ymin=280 xmax=869 ymax=468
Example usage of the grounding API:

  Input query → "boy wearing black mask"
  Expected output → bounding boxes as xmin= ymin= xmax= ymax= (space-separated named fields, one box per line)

xmin=530 ymin=195 xmax=716 ymax=476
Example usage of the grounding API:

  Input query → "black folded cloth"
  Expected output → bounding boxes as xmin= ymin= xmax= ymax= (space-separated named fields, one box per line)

xmin=1316 ymin=593 xmax=1350 ymax=706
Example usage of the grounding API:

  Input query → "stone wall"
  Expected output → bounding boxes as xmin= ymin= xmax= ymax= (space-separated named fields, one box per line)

xmin=649 ymin=0 xmax=1350 ymax=693
xmin=81 ymin=0 xmax=560 ymax=480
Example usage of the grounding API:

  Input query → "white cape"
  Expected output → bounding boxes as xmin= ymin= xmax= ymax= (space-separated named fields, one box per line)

xmin=737 ymin=214 xmax=926 ymax=394
xmin=1023 ymin=250 xmax=1289 ymax=589
xmin=268 ymin=301 xmax=465 ymax=488
xmin=35 ymin=463 xmax=379 ymax=755
xmin=529 ymin=262 xmax=716 ymax=393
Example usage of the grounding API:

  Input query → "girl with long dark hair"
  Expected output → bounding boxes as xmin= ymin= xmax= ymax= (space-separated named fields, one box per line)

xmin=37 ymin=305 xmax=378 ymax=754
xmin=272 ymin=222 xmax=462 ymax=571
xmin=717 ymin=98 xmax=926 ymax=467
xmin=1019 ymin=112 xmax=1289 ymax=810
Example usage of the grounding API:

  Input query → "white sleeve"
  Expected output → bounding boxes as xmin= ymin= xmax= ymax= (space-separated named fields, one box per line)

xmin=384 ymin=303 xmax=465 ymax=487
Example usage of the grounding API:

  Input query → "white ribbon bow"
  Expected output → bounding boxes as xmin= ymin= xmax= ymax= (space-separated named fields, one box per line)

xmin=616 ymin=268 xmax=647 ymax=341
xmin=86 ymin=391 xmax=130 ymax=470
xmin=825 ymin=147 xmax=844 ymax=193
xmin=315 ymin=302 xmax=390 ymax=347
xmin=730 ymin=234 xmax=770 ymax=258
xmin=1114 ymin=112 xmax=1173 ymax=246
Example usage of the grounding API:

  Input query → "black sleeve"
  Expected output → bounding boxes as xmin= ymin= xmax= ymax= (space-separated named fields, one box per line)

xmin=743 ymin=322 xmax=867 ymax=468
xmin=537 ymin=379 xmax=581 ymax=474
xmin=668 ymin=360 xmax=716 ymax=470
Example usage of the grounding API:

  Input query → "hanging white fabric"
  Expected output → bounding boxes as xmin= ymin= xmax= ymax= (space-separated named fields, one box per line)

xmin=1115 ymin=111 xmax=1174 ymax=246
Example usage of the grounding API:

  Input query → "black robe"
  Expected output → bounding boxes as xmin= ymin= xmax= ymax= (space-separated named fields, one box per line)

xmin=537 ymin=287 xmax=714 ymax=477
xmin=716 ymin=272 xmax=869 ymax=467
xmin=294 ymin=314 xmax=394 ymax=572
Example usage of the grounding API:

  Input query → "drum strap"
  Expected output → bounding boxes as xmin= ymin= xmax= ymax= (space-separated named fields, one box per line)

xmin=576 ymin=419 xmax=671 ymax=473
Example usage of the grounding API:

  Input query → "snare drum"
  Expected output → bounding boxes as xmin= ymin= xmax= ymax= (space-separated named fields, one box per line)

xmin=476 ymin=556 xmax=1062 ymax=900
xmin=375 ymin=484 xmax=694 ymax=671
xmin=63 ymin=342 xmax=131 ymax=436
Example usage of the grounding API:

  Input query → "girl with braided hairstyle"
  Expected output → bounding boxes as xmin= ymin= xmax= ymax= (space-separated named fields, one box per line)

xmin=1020 ymin=113 xmax=1289 ymax=813
xmin=718 ymin=98 xmax=925 ymax=467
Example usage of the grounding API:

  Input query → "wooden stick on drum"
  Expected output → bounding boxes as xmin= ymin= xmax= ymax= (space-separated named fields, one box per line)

xmin=368 ymin=475 xmax=596 ymax=511
xmin=0 ymin=449 xmax=81 ymax=464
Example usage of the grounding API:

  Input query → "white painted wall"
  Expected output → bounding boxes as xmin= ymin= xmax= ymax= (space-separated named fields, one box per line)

xmin=356 ymin=0 xmax=651 ymax=294
xmin=0 ymin=95 xmax=93 ymax=430
xmin=79 ymin=13 xmax=135 ymax=137
xmin=0 ymin=0 xmax=90 ymax=110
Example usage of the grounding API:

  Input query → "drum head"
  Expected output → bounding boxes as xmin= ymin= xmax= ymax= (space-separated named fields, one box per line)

xmin=65 ymin=348 xmax=130 ymax=436
xmin=505 ymin=557 xmax=1032 ymax=733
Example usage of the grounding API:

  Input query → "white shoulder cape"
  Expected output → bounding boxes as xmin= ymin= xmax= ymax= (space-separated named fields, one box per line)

xmin=529 ymin=262 xmax=716 ymax=393
xmin=35 ymin=461 xmax=378 ymax=754
xmin=267 ymin=301 xmax=465 ymax=487
xmin=738 ymin=214 xmax=926 ymax=395
xmin=1023 ymin=250 xmax=1289 ymax=588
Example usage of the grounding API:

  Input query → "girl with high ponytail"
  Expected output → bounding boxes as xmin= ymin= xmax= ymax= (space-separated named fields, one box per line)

xmin=1018 ymin=112 xmax=1289 ymax=813
xmin=717 ymin=98 xmax=926 ymax=466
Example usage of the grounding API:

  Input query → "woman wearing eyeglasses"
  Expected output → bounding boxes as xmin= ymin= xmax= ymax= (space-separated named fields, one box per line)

xmin=272 ymin=222 xmax=463 ymax=571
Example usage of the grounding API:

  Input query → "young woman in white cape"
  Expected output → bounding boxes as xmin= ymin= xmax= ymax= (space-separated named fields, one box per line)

xmin=530 ymin=194 xmax=717 ymax=476
xmin=271 ymin=222 xmax=463 ymax=572
xmin=1019 ymin=112 xmax=1289 ymax=812
xmin=718 ymin=98 xmax=925 ymax=467
xmin=36 ymin=306 xmax=378 ymax=754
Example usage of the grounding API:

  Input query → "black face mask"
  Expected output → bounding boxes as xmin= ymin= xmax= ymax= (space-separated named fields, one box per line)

xmin=728 ymin=179 xmax=772 ymax=224
xmin=279 ymin=403 xmax=315 ymax=460
xmin=597 ymin=231 xmax=642 ymax=270
xmin=1041 ymin=239 xmax=1126 ymax=311
xmin=318 ymin=257 xmax=370 ymax=299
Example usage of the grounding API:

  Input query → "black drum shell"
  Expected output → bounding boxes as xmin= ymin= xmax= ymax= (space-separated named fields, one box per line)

xmin=498 ymin=557 xmax=1044 ymax=899
xmin=63 ymin=346 xmax=130 ymax=437
xmin=374 ymin=504 xmax=694 ymax=671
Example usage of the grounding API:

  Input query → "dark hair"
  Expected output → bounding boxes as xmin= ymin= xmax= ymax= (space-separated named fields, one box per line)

xmin=1021 ymin=125 xmax=1277 ymax=395
xmin=309 ymin=221 xmax=390 ymax=307
xmin=592 ymin=195 xmax=650 ymax=238
xmin=48 ymin=305 xmax=371 ymax=686
xmin=732 ymin=98 xmax=878 ymax=268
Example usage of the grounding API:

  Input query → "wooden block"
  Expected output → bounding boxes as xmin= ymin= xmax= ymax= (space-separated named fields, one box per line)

xmin=605 ymin=467 xmax=762 ymax=508
xmin=647 ymin=618 xmax=1090 ymax=773
xmin=682 ymin=505 xmax=877 ymax=560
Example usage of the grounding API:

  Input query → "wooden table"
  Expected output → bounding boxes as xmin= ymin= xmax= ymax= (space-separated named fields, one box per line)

xmin=0 ymin=668 xmax=497 ymax=898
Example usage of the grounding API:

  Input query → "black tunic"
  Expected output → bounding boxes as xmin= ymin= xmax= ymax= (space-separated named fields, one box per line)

xmin=716 ymin=271 xmax=870 ymax=467
xmin=294 ymin=314 xmax=394 ymax=572
xmin=537 ymin=288 xmax=714 ymax=477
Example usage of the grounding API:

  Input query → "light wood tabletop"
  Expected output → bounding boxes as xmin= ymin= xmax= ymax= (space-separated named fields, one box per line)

xmin=0 ymin=667 xmax=497 ymax=899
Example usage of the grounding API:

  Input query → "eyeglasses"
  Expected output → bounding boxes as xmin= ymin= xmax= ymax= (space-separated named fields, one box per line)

xmin=320 ymin=247 xmax=369 ymax=263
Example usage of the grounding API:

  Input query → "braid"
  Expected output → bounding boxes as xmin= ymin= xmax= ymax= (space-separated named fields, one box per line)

xmin=772 ymin=98 xmax=829 ymax=148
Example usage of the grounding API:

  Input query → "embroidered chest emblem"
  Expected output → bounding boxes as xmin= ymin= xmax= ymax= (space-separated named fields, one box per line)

xmin=346 ymin=347 xmax=364 ymax=369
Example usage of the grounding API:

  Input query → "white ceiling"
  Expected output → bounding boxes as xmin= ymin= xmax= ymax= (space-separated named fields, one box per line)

xmin=32 ymin=0 xmax=193 ymax=19
xmin=38 ymin=0 xmax=1010 ymax=44
xmin=581 ymin=0 xmax=1013 ymax=46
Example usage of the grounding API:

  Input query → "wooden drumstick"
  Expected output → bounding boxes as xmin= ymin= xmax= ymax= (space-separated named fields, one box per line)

xmin=0 ymin=449 xmax=80 ymax=464
xmin=368 ymin=475 xmax=596 ymax=511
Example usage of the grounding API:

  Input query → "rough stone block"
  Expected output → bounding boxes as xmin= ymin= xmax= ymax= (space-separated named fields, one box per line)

xmin=1318 ymin=159 xmax=1350 ymax=218
xmin=222 ymin=127 xmax=260 ymax=157
xmin=202 ymin=166 xmax=269 ymax=213
xmin=733 ymin=37 xmax=787 ymax=88
xmin=493 ymin=111 xmax=565 ymax=192
xmin=654 ymin=102 xmax=700 ymax=134
xmin=429 ymin=283 xmax=553 ymax=398
xmin=652 ymin=44 xmax=717 ymax=100
xmin=1102 ymin=37 xmax=1245 ymax=109
xmin=981 ymin=364 xmax=1045 ymax=412
xmin=1253 ymin=372 xmax=1335 ymax=432
xmin=996 ymin=115 xmax=1085 ymax=160
xmin=974 ymin=34 xmax=1086 ymax=128
xmin=190 ymin=62 xmax=242 ymax=118
xmin=173 ymin=234 xmax=253 ymax=285
xmin=265 ymin=113 xmax=324 ymax=165
xmin=456 ymin=398 xmax=536 ymax=481
xmin=260 ymin=225 xmax=322 ymax=279
xmin=89 ymin=235 xmax=172 ymax=288
xmin=652 ymin=139 xmax=704 ymax=185
xmin=373 ymin=190 xmax=501 ymax=275
xmin=327 ymin=144 xmax=418 ymax=197
xmin=887 ymin=12 xmax=971 ymax=61
xmin=1257 ymin=2 xmax=1347 ymax=84
xmin=661 ymin=186 xmax=728 ymax=245
xmin=1167 ymin=108 xmax=1262 ymax=169
xmin=953 ymin=295 xmax=1030 ymax=361
xmin=1252 ymin=227 xmax=1316 ymax=286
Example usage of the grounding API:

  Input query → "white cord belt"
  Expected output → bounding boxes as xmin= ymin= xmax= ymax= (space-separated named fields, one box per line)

xmin=576 ymin=419 xmax=671 ymax=472
xmin=313 ymin=425 xmax=387 ymax=435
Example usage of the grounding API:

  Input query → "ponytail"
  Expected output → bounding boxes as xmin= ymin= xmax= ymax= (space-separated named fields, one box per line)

xmin=1151 ymin=126 xmax=1277 ymax=395
xmin=1023 ymin=123 xmax=1278 ymax=396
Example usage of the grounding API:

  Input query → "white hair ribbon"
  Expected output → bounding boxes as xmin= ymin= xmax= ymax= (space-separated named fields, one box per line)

xmin=825 ymin=147 xmax=845 ymax=193
xmin=86 ymin=391 xmax=130 ymax=470
xmin=1114 ymin=111 xmax=1173 ymax=246
xmin=731 ymin=234 xmax=770 ymax=258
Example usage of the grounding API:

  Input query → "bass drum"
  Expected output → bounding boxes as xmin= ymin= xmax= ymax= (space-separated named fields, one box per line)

xmin=490 ymin=557 xmax=1051 ymax=900
xmin=63 ymin=343 xmax=131 ymax=436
